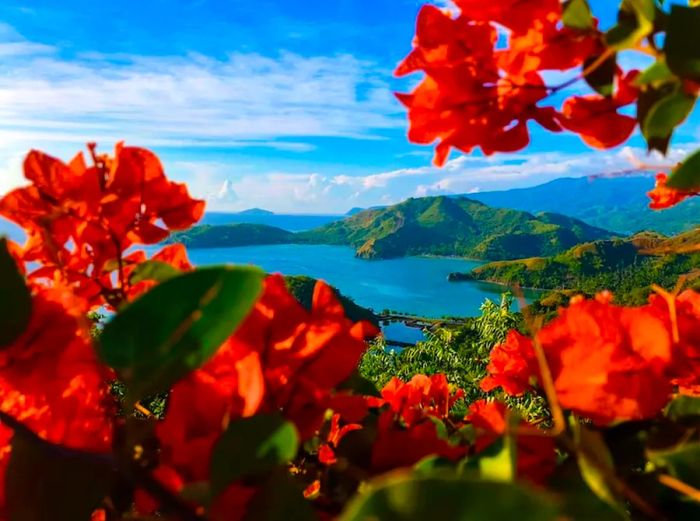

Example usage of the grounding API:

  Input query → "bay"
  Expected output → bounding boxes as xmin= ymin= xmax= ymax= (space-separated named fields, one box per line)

xmin=182 ymin=244 xmax=520 ymax=319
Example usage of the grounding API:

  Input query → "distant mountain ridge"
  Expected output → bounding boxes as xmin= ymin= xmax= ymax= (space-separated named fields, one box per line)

xmin=170 ymin=223 xmax=294 ymax=248
xmin=236 ymin=208 xmax=274 ymax=216
xmin=467 ymin=174 xmax=699 ymax=236
xmin=295 ymin=195 xmax=614 ymax=260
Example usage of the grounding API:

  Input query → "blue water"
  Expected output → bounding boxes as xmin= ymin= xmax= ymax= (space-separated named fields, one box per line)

xmin=181 ymin=244 xmax=516 ymax=319
xmin=201 ymin=213 xmax=341 ymax=232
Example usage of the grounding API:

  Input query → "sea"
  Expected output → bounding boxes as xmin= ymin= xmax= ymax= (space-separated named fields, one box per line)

xmin=182 ymin=244 xmax=528 ymax=344
xmin=2 ymin=213 xmax=530 ymax=343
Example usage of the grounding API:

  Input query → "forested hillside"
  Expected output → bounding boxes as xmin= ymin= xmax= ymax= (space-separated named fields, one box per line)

xmin=459 ymin=230 xmax=700 ymax=304
xmin=297 ymin=195 xmax=614 ymax=260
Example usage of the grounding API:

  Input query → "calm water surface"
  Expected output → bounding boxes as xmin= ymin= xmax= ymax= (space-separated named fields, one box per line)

xmin=183 ymin=244 xmax=520 ymax=319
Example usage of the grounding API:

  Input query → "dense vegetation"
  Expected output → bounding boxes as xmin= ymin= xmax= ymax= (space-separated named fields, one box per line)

xmin=470 ymin=175 xmax=700 ymax=236
xmin=297 ymin=195 xmax=613 ymax=260
xmin=169 ymin=222 xmax=294 ymax=248
xmin=459 ymin=229 xmax=700 ymax=305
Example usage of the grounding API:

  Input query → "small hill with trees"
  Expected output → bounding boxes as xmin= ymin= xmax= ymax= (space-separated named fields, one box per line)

xmin=296 ymin=195 xmax=614 ymax=260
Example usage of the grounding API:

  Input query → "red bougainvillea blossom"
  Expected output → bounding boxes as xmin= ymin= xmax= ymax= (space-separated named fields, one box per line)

xmin=0 ymin=287 xmax=113 ymax=517
xmin=369 ymin=374 xmax=466 ymax=472
xmin=480 ymin=330 xmax=538 ymax=396
xmin=153 ymin=275 xmax=378 ymax=491
xmin=481 ymin=291 xmax=697 ymax=425
xmin=0 ymin=143 xmax=204 ymax=309
xmin=648 ymin=173 xmax=699 ymax=210
xmin=468 ymin=400 xmax=556 ymax=484
xmin=395 ymin=2 xmax=637 ymax=165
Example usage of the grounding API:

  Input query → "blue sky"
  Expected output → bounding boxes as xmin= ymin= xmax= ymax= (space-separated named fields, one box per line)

xmin=0 ymin=0 xmax=697 ymax=213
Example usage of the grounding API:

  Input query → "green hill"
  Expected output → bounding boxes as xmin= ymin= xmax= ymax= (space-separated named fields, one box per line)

xmin=169 ymin=223 xmax=294 ymax=248
xmin=457 ymin=230 xmax=700 ymax=305
xmin=296 ymin=196 xmax=614 ymax=260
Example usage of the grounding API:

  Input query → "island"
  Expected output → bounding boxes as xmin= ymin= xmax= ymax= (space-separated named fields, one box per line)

xmin=171 ymin=195 xmax=617 ymax=262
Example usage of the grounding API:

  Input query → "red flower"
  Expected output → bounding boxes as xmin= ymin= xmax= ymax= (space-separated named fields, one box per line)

xmin=0 ymin=143 xmax=204 ymax=309
xmin=454 ymin=0 xmax=561 ymax=35
xmin=648 ymin=173 xmax=698 ymax=210
xmin=156 ymin=275 xmax=378 ymax=486
xmin=318 ymin=413 xmax=362 ymax=466
xmin=467 ymin=400 xmax=556 ymax=484
xmin=370 ymin=409 xmax=466 ymax=472
xmin=123 ymin=243 xmax=193 ymax=299
xmin=647 ymin=290 xmax=700 ymax=395
xmin=0 ymin=288 xmax=113 ymax=517
xmin=538 ymin=296 xmax=673 ymax=425
xmin=558 ymin=70 xmax=639 ymax=149
xmin=374 ymin=374 xmax=464 ymax=426
xmin=481 ymin=330 xmax=538 ymax=396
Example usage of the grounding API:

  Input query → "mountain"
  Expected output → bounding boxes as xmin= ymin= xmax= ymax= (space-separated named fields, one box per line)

xmin=346 ymin=207 xmax=364 ymax=216
xmin=467 ymin=175 xmax=699 ymax=236
xmin=296 ymin=196 xmax=614 ymax=260
xmin=199 ymin=212 xmax=340 ymax=232
xmin=458 ymin=229 xmax=700 ymax=305
xmin=236 ymin=208 xmax=274 ymax=216
xmin=170 ymin=223 xmax=293 ymax=248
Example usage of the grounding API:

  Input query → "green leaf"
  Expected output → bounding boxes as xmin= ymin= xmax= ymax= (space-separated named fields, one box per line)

xmin=563 ymin=0 xmax=594 ymax=31
xmin=667 ymin=148 xmax=700 ymax=190
xmin=129 ymin=260 xmax=182 ymax=285
xmin=648 ymin=443 xmax=700 ymax=489
xmin=6 ymin=432 xmax=113 ymax=521
xmin=99 ymin=266 xmax=264 ymax=402
xmin=241 ymin=472 xmax=317 ymax=521
xmin=642 ymin=89 xmax=696 ymax=153
xmin=340 ymin=474 xmax=559 ymax=521
xmin=584 ymin=53 xmax=618 ymax=97
xmin=210 ymin=413 xmax=299 ymax=496
xmin=413 ymin=455 xmax=456 ymax=475
xmin=572 ymin=421 xmax=626 ymax=514
xmin=605 ymin=0 xmax=655 ymax=51
xmin=476 ymin=437 xmax=516 ymax=482
xmin=635 ymin=61 xmax=675 ymax=88
xmin=664 ymin=5 xmax=700 ymax=81
xmin=0 ymin=238 xmax=31 ymax=347
xmin=636 ymin=81 xmax=678 ymax=155
xmin=549 ymin=459 xmax=627 ymax=521
xmin=666 ymin=395 xmax=700 ymax=420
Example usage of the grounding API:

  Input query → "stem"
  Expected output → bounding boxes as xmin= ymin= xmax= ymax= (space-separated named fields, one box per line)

xmin=659 ymin=474 xmax=700 ymax=503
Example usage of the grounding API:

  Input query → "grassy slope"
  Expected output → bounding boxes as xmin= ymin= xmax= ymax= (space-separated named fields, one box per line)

xmin=464 ymin=230 xmax=700 ymax=305
xmin=297 ymin=196 xmax=614 ymax=260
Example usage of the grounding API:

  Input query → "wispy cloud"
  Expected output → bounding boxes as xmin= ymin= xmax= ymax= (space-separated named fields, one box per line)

xmin=185 ymin=146 xmax=689 ymax=214
xmin=0 ymin=24 xmax=401 ymax=156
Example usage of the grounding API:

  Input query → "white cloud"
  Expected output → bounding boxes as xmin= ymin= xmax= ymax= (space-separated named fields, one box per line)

xmin=0 ymin=23 xmax=403 ymax=187
xmin=177 ymin=146 xmax=690 ymax=214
